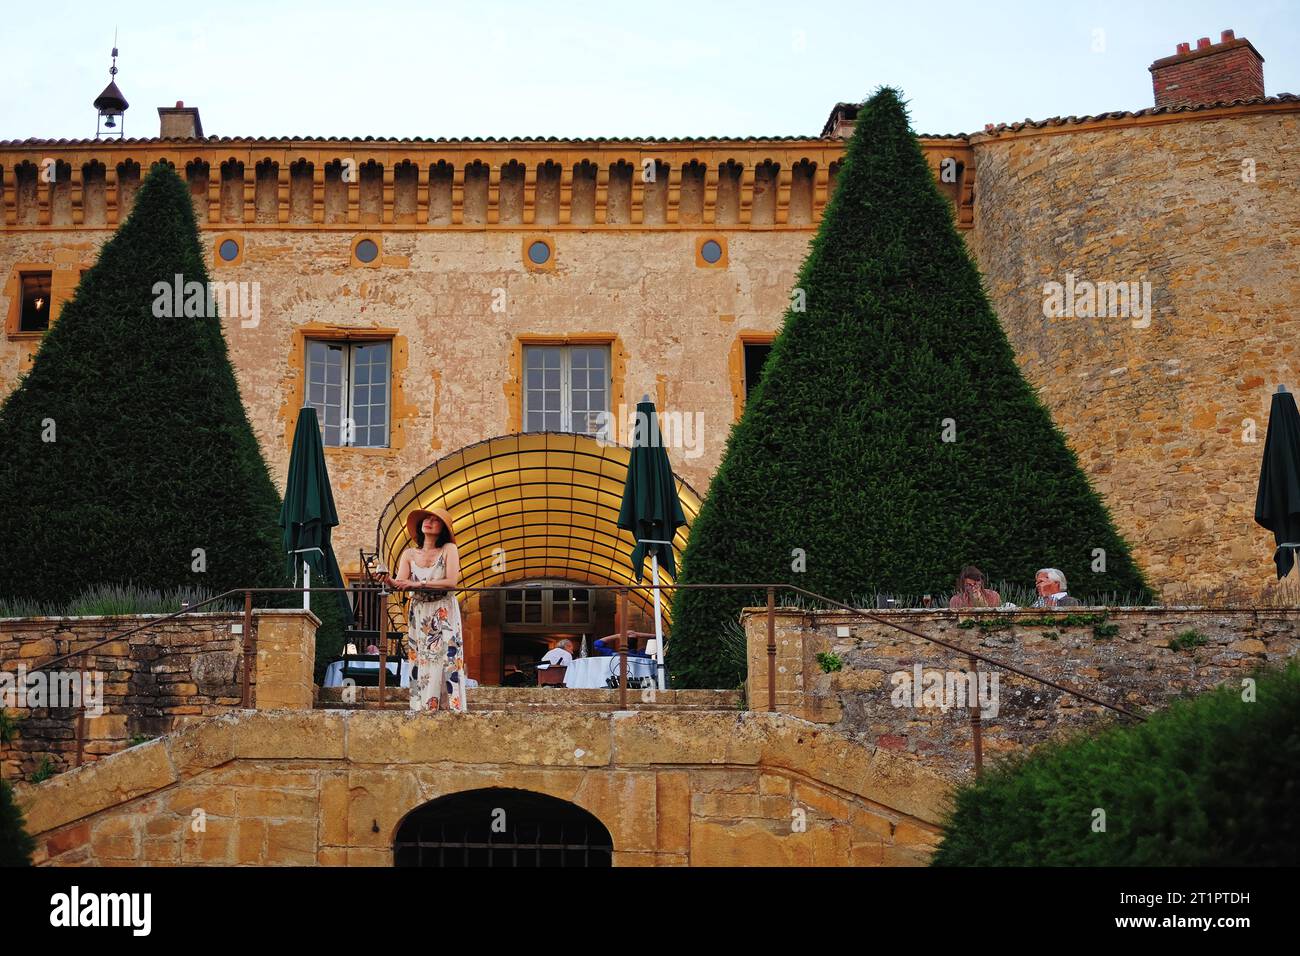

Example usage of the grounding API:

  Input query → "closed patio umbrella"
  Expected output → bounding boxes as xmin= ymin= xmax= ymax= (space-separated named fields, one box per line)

xmin=618 ymin=397 xmax=687 ymax=689
xmin=280 ymin=405 xmax=351 ymax=618
xmin=1254 ymin=385 xmax=1300 ymax=579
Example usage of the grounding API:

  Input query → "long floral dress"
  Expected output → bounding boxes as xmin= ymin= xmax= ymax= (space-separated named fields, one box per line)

xmin=406 ymin=552 xmax=468 ymax=713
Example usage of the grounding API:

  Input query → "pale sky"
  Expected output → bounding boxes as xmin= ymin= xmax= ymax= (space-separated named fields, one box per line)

xmin=2 ymin=0 xmax=1297 ymax=141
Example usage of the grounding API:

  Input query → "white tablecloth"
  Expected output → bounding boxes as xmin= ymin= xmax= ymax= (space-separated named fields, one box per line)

xmin=561 ymin=655 xmax=656 ymax=689
xmin=322 ymin=659 xmax=411 ymax=688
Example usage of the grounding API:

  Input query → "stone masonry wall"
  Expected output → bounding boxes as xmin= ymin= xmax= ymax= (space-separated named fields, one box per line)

xmin=0 ymin=228 xmax=805 ymax=577
xmin=0 ymin=609 xmax=317 ymax=779
xmin=746 ymin=606 xmax=1300 ymax=780
xmin=18 ymin=709 xmax=950 ymax=867
xmin=968 ymin=107 xmax=1300 ymax=595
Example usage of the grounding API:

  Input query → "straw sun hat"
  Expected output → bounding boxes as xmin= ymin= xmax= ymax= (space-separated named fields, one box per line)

xmin=406 ymin=507 xmax=456 ymax=544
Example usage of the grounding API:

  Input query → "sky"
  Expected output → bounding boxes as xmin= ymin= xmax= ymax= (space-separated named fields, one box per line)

xmin=2 ymin=0 xmax=1298 ymax=141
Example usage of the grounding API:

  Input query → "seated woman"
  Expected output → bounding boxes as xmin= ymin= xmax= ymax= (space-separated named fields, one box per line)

xmin=948 ymin=565 xmax=1001 ymax=608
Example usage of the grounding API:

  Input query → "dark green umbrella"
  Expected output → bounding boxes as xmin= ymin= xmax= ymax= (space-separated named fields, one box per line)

xmin=618 ymin=398 xmax=687 ymax=689
xmin=279 ymin=405 xmax=351 ymax=618
xmin=1255 ymin=386 xmax=1300 ymax=579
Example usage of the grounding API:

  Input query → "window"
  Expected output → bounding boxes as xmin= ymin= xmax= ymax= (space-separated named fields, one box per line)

xmin=305 ymin=339 xmax=391 ymax=447
xmin=504 ymin=589 xmax=544 ymax=625
xmin=503 ymin=586 xmax=593 ymax=627
xmin=20 ymin=272 xmax=52 ymax=332
xmin=696 ymin=235 xmax=728 ymax=268
xmin=355 ymin=238 xmax=379 ymax=263
xmin=524 ymin=345 xmax=610 ymax=435
xmin=743 ymin=340 xmax=773 ymax=400
xmin=550 ymin=587 xmax=591 ymax=625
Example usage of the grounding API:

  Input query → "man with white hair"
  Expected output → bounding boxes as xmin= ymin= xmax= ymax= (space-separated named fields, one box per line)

xmin=540 ymin=638 xmax=574 ymax=668
xmin=1032 ymin=568 xmax=1082 ymax=608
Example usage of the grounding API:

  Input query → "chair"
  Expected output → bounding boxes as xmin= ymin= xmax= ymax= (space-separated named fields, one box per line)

xmin=537 ymin=664 xmax=568 ymax=687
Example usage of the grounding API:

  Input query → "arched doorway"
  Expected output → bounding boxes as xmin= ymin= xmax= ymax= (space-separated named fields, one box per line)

xmin=393 ymin=787 xmax=614 ymax=867
xmin=374 ymin=432 xmax=703 ymax=683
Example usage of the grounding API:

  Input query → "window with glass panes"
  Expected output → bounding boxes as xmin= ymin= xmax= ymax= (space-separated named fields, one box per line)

xmin=523 ymin=345 xmax=609 ymax=435
xmin=305 ymin=339 xmax=391 ymax=447
xmin=550 ymin=587 xmax=591 ymax=624
xmin=503 ymin=586 xmax=593 ymax=627
xmin=504 ymin=588 xmax=544 ymax=625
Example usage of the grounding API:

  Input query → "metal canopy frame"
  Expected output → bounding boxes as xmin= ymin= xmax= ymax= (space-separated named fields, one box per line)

xmin=375 ymin=432 xmax=702 ymax=618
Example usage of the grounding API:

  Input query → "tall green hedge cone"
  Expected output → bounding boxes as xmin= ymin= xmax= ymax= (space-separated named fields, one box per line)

xmin=669 ymin=88 xmax=1148 ymax=689
xmin=0 ymin=165 xmax=289 ymax=609
xmin=933 ymin=662 xmax=1300 ymax=865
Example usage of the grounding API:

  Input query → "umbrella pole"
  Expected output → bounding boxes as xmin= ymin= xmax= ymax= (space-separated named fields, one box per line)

xmin=651 ymin=552 xmax=665 ymax=690
xmin=303 ymin=560 xmax=311 ymax=611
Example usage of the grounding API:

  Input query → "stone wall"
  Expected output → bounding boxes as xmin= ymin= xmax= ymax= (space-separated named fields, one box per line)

xmin=17 ymin=709 xmax=950 ymax=867
xmin=745 ymin=606 xmax=1300 ymax=780
xmin=0 ymin=226 xmax=809 ymax=577
xmin=0 ymin=609 xmax=317 ymax=779
xmin=968 ymin=104 xmax=1300 ymax=594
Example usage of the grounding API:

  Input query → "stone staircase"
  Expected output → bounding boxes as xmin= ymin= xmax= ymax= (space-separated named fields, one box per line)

xmin=316 ymin=685 xmax=744 ymax=713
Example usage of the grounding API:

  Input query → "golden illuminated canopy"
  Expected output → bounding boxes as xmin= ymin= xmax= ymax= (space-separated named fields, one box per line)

xmin=376 ymin=433 xmax=702 ymax=617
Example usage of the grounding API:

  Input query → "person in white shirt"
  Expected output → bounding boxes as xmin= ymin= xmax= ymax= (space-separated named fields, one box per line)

xmin=540 ymin=639 xmax=574 ymax=668
xmin=1032 ymin=568 xmax=1082 ymax=608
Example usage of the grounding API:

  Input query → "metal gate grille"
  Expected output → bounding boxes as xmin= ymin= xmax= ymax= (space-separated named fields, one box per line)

xmin=394 ymin=788 xmax=613 ymax=867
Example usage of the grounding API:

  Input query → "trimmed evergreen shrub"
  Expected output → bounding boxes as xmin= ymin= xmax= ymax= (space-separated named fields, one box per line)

xmin=669 ymin=88 xmax=1147 ymax=688
xmin=0 ymin=165 xmax=288 ymax=607
xmin=0 ymin=778 xmax=35 ymax=866
xmin=933 ymin=661 xmax=1300 ymax=865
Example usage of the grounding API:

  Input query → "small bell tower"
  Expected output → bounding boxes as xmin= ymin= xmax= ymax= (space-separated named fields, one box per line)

xmin=93 ymin=39 xmax=129 ymax=139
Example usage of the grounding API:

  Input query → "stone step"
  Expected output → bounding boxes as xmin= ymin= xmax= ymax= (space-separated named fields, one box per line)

xmin=315 ymin=685 xmax=743 ymax=713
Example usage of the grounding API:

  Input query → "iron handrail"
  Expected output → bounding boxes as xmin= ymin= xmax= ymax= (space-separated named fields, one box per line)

xmin=22 ymin=582 xmax=1145 ymax=716
xmin=9 ymin=581 xmax=1164 ymax=778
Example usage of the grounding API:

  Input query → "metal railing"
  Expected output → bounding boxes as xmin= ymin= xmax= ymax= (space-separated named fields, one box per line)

xmin=19 ymin=582 xmax=1148 ymax=776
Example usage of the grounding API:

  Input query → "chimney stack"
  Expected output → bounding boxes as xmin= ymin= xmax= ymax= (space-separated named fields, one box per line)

xmin=1149 ymin=30 xmax=1264 ymax=109
xmin=158 ymin=101 xmax=204 ymax=138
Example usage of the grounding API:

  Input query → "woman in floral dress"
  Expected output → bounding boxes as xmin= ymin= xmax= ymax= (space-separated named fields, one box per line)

xmin=384 ymin=507 xmax=468 ymax=713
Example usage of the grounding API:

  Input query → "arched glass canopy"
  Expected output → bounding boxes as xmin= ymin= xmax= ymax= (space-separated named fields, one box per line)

xmin=375 ymin=433 xmax=702 ymax=618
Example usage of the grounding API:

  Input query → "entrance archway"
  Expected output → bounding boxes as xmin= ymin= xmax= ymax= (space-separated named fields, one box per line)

xmin=375 ymin=432 xmax=704 ymax=619
xmin=393 ymin=787 xmax=614 ymax=867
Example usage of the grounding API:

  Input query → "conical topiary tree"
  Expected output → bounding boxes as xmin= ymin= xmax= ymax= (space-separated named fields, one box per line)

xmin=0 ymin=165 xmax=288 ymax=606
xmin=670 ymin=88 xmax=1148 ymax=689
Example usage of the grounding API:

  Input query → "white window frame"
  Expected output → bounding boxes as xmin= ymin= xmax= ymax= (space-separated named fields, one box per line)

xmin=523 ymin=344 xmax=611 ymax=435
xmin=305 ymin=338 xmax=391 ymax=448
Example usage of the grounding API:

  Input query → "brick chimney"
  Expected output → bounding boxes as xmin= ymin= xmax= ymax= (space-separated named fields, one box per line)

xmin=1149 ymin=30 xmax=1264 ymax=108
xmin=157 ymin=100 xmax=204 ymax=138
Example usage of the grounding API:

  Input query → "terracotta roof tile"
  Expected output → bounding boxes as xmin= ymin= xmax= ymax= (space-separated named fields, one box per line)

xmin=973 ymin=93 xmax=1298 ymax=137
xmin=821 ymin=93 xmax=1298 ymax=141
xmin=0 ymin=133 xmax=841 ymax=148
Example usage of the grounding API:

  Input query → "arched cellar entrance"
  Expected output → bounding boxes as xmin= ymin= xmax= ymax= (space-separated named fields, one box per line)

xmin=374 ymin=433 xmax=703 ymax=685
xmin=393 ymin=787 xmax=614 ymax=867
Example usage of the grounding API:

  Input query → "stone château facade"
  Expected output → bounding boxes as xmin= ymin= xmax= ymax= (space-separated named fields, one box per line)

xmin=2 ymin=29 xmax=1297 ymax=683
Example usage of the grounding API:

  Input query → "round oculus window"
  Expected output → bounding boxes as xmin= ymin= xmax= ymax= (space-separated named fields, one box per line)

xmin=355 ymin=238 xmax=379 ymax=263
xmin=218 ymin=239 xmax=240 ymax=262
xmin=700 ymin=239 xmax=723 ymax=264
xmin=527 ymin=240 xmax=551 ymax=265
